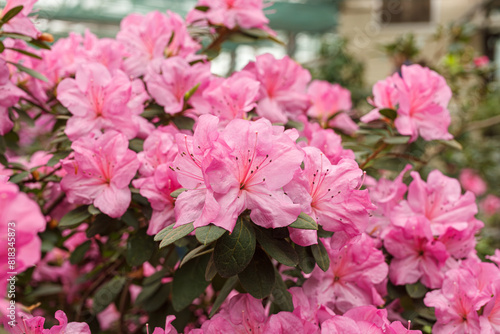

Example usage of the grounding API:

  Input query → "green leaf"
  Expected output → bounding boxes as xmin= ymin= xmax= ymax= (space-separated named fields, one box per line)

xmin=6 ymin=47 xmax=42 ymax=59
xmin=170 ymin=188 xmax=186 ymax=198
xmin=184 ymin=83 xmax=200 ymax=101
xmin=196 ymin=225 xmax=226 ymax=245
xmin=406 ymin=282 xmax=428 ymax=299
xmin=28 ymin=284 xmax=62 ymax=298
xmin=126 ymin=229 xmax=156 ymax=267
xmin=135 ymin=281 xmax=162 ymax=306
xmin=7 ymin=61 xmax=48 ymax=82
xmin=438 ymin=139 xmax=462 ymax=150
xmin=379 ymin=108 xmax=398 ymax=120
xmin=0 ymin=41 xmax=4 ymax=53
xmin=295 ymin=245 xmax=315 ymax=274
xmin=255 ymin=227 xmax=299 ymax=267
xmin=180 ymin=244 xmax=209 ymax=267
xmin=143 ymin=283 xmax=170 ymax=312
xmin=88 ymin=204 xmax=100 ymax=216
xmin=205 ymin=254 xmax=217 ymax=281
xmin=86 ymin=214 xmax=121 ymax=237
xmin=172 ymin=253 xmax=211 ymax=311
xmin=317 ymin=226 xmax=334 ymax=238
xmin=8 ymin=171 xmax=29 ymax=184
xmin=383 ymin=136 xmax=411 ymax=145
xmin=213 ymin=216 xmax=256 ymax=277
xmin=143 ymin=268 xmax=168 ymax=286
xmin=129 ymin=138 xmax=143 ymax=152
xmin=47 ymin=150 xmax=71 ymax=167
xmin=209 ymin=276 xmax=239 ymax=318
xmin=271 ymin=268 xmax=293 ymax=312
xmin=238 ymin=248 xmax=275 ymax=299
xmin=157 ymin=223 xmax=195 ymax=249
xmin=172 ymin=115 xmax=195 ymax=130
xmin=28 ymin=39 xmax=51 ymax=50
xmin=58 ymin=206 xmax=91 ymax=229
xmin=289 ymin=212 xmax=318 ymax=230
xmin=120 ymin=210 xmax=139 ymax=229
xmin=311 ymin=239 xmax=330 ymax=271
xmin=69 ymin=240 xmax=91 ymax=264
xmin=1 ymin=5 xmax=23 ymax=23
xmin=195 ymin=5 xmax=210 ymax=12
xmin=0 ymin=32 xmax=31 ymax=41
xmin=93 ymin=276 xmax=126 ymax=313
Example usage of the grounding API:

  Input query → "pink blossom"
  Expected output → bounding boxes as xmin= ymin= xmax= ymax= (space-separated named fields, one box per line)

xmin=60 ymin=131 xmax=139 ymax=218
xmin=199 ymin=71 xmax=260 ymax=122
xmin=284 ymin=147 xmax=374 ymax=242
xmin=151 ymin=315 xmax=178 ymax=334
xmin=0 ymin=176 xmax=45 ymax=295
xmin=474 ymin=55 xmax=490 ymax=68
xmin=187 ymin=0 xmax=270 ymax=30
xmin=3 ymin=310 xmax=90 ymax=334
xmin=289 ymin=286 xmax=335 ymax=329
xmin=459 ymin=168 xmax=487 ymax=196
xmin=1 ymin=0 xmax=41 ymax=39
xmin=0 ymin=58 xmax=26 ymax=135
xmin=361 ymin=73 xmax=399 ymax=123
xmin=307 ymin=80 xmax=358 ymax=134
xmin=243 ymin=54 xmax=311 ymax=123
xmin=57 ymin=63 xmax=147 ymax=140
xmin=392 ymin=170 xmax=478 ymax=236
xmin=145 ymin=57 xmax=211 ymax=115
xmin=303 ymin=234 xmax=388 ymax=314
xmin=480 ymin=194 xmax=500 ymax=217
xmin=117 ymin=11 xmax=201 ymax=77
xmin=80 ymin=30 xmax=126 ymax=72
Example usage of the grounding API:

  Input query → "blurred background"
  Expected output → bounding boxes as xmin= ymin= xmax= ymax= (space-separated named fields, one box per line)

xmin=5 ymin=0 xmax=500 ymax=252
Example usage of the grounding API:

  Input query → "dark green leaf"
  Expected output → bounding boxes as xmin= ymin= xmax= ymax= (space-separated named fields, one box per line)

xmin=70 ymin=240 xmax=91 ymax=264
xmin=1 ymin=5 xmax=23 ymax=23
xmin=195 ymin=5 xmax=210 ymax=12
xmin=213 ymin=217 xmax=256 ymax=277
xmin=0 ymin=33 xmax=31 ymax=41
xmin=143 ymin=268 xmax=168 ymax=286
xmin=209 ymin=275 xmax=239 ymax=318
xmin=317 ymin=226 xmax=334 ymax=238
xmin=6 ymin=47 xmax=42 ymax=59
xmin=379 ymin=108 xmax=398 ymax=120
xmin=172 ymin=116 xmax=195 ymax=130
xmin=126 ymin=229 xmax=156 ymax=267
xmin=311 ymin=239 xmax=330 ymax=271
xmin=406 ymin=282 xmax=428 ymax=299
xmin=143 ymin=283 xmax=170 ymax=313
xmin=120 ymin=210 xmax=139 ymax=229
xmin=8 ymin=171 xmax=29 ymax=184
xmin=289 ymin=212 xmax=318 ymax=230
xmin=7 ymin=61 xmax=48 ymax=82
xmin=172 ymin=253 xmax=211 ymax=311
xmin=196 ymin=225 xmax=226 ymax=245
xmin=47 ymin=150 xmax=71 ymax=167
xmin=0 ymin=136 xmax=5 ymax=154
xmin=93 ymin=276 xmax=126 ymax=313
xmin=135 ymin=280 xmax=161 ymax=306
xmin=59 ymin=206 xmax=91 ymax=229
xmin=383 ymin=136 xmax=411 ymax=145
xmin=28 ymin=39 xmax=51 ymax=50
xmin=129 ymin=138 xmax=143 ymax=152
xmin=28 ymin=284 xmax=62 ymax=298
xmin=238 ymin=248 xmax=275 ymax=299
xmin=205 ymin=253 xmax=217 ymax=281
xmin=86 ymin=214 xmax=121 ymax=237
xmin=180 ymin=244 xmax=209 ymax=267
xmin=295 ymin=245 xmax=315 ymax=274
xmin=255 ymin=227 xmax=298 ymax=267
xmin=170 ymin=188 xmax=186 ymax=198
xmin=0 ymin=41 xmax=4 ymax=53
xmin=271 ymin=268 xmax=293 ymax=312
xmin=157 ymin=223 xmax=195 ymax=249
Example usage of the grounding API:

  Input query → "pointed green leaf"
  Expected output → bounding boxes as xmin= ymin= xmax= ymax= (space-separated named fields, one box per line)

xmin=184 ymin=83 xmax=200 ymax=101
xmin=289 ymin=213 xmax=318 ymax=230
xmin=47 ymin=150 xmax=71 ymax=167
xmin=69 ymin=240 xmax=91 ymax=264
xmin=209 ymin=276 xmax=239 ymax=318
xmin=406 ymin=282 xmax=428 ymax=299
xmin=93 ymin=276 xmax=126 ymax=313
xmin=379 ymin=108 xmax=398 ymax=120
xmin=205 ymin=253 xmax=217 ymax=281
xmin=180 ymin=244 xmax=209 ymax=267
xmin=7 ymin=61 xmax=48 ymax=82
xmin=438 ymin=139 xmax=462 ymax=150
xmin=195 ymin=5 xmax=210 ymax=12
xmin=213 ymin=217 xmax=256 ymax=277
xmin=238 ymin=248 xmax=275 ymax=299
xmin=6 ymin=47 xmax=42 ymax=59
xmin=196 ymin=224 xmax=226 ymax=245
xmin=311 ymin=239 xmax=330 ymax=272
xmin=255 ymin=227 xmax=299 ymax=267
xmin=271 ymin=268 xmax=293 ymax=312
xmin=59 ymin=206 xmax=91 ymax=229
xmin=172 ymin=253 xmax=211 ymax=311
xmin=28 ymin=39 xmax=51 ymax=50
xmin=295 ymin=245 xmax=315 ymax=274
xmin=8 ymin=170 xmax=29 ymax=184
xmin=157 ymin=223 xmax=194 ymax=249
xmin=126 ymin=229 xmax=156 ymax=267
xmin=1 ymin=5 xmax=23 ymax=23
xmin=383 ymin=136 xmax=411 ymax=145
xmin=170 ymin=188 xmax=186 ymax=198
xmin=0 ymin=41 xmax=4 ymax=53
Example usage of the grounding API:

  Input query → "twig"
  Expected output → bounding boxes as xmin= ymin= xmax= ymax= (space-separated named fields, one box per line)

xmin=360 ymin=142 xmax=388 ymax=169
xmin=465 ymin=114 xmax=500 ymax=132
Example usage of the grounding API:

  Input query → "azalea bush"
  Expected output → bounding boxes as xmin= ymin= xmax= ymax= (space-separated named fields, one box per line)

xmin=1 ymin=1 xmax=500 ymax=333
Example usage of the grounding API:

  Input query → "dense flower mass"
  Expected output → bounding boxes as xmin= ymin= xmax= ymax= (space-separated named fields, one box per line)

xmin=0 ymin=0 xmax=496 ymax=333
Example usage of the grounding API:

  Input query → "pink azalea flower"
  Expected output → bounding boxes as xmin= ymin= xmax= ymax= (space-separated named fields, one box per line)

xmin=384 ymin=217 xmax=449 ymax=289
xmin=303 ymin=234 xmax=388 ymax=314
xmin=150 ymin=315 xmax=178 ymax=334
xmin=361 ymin=73 xmax=399 ymax=123
xmin=199 ymin=71 xmax=260 ymax=122
xmin=307 ymin=80 xmax=358 ymax=134
xmin=57 ymin=62 xmax=147 ymax=140
xmin=474 ymin=55 xmax=490 ymax=68
xmin=0 ymin=58 xmax=26 ymax=135
xmin=187 ymin=0 xmax=270 ymax=30
xmin=392 ymin=170 xmax=478 ymax=236
xmin=144 ymin=57 xmax=211 ymax=115
xmin=60 ymin=131 xmax=139 ymax=218
xmin=0 ymin=176 xmax=45 ymax=295
xmin=81 ymin=30 xmax=126 ymax=72
xmin=284 ymin=147 xmax=375 ymax=243
xmin=459 ymin=168 xmax=487 ymax=196
xmin=243 ymin=54 xmax=311 ymax=124
xmin=4 ymin=310 xmax=90 ymax=334
xmin=117 ymin=11 xmax=201 ymax=77
xmin=289 ymin=286 xmax=335 ymax=329
xmin=298 ymin=115 xmax=355 ymax=165
xmin=481 ymin=194 xmax=500 ymax=217
xmin=479 ymin=280 xmax=500 ymax=333
xmin=1 ymin=0 xmax=41 ymax=39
